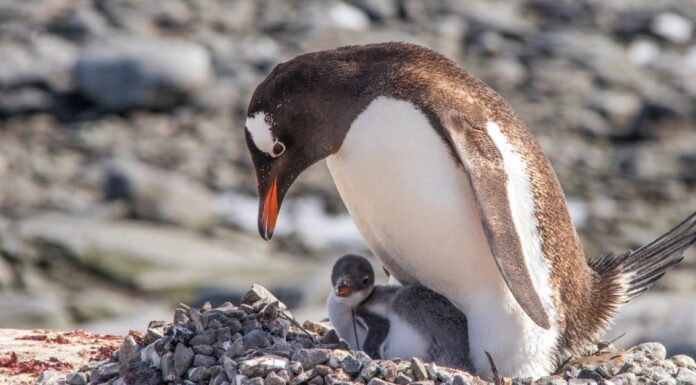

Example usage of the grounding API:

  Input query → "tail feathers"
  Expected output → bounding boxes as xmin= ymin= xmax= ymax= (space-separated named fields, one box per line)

xmin=590 ymin=211 xmax=696 ymax=303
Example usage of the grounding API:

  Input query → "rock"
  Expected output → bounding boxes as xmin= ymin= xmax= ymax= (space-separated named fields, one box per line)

xmin=160 ymin=351 xmax=176 ymax=382
xmin=139 ymin=341 xmax=160 ymax=368
xmin=242 ymin=284 xmax=283 ymax=308
xmin=651 ymin=13 xmax=693 ymax=44
xmin=674 ymin=355 xmax=696 ymax=369
xmin=190 ymin=330 xmax=217 ymax=346
xmin=249 ymin=378 xmax=266 ymax=385
xmin=449 ymin=374 xmax=471 ymax=385
xmin=266 ymin=371 xmax=287 ymax=385
xmin=677 ymin=368 xmax=696 ymax=385
xmin=628 ymin=342 xmax=668 ymax=361
xmin=174 ymin=344 xmax=194 ymax=377
xmin=367 ymin=379 xmax=388 ymax=385
xmin=188 ymin=366 xmax=211 ymax=381
xmin=73 ymin=38 xmax=212 ymax=111
xmin=66 ymin=372 xmax=88 ymax=385
xmin=243 ymin=330 xmax=272 ymax=350
xmin=293 ymin=349 xmax=331 ymax=369
xmin=224 ymin=356 xmax=239 ymax=380
xmin=290 ymin=369 xmax=318 ymax=385
xmin=611 ymin=373 xmax=637 ymax=385
xmin=239 ymin=356 xmax=288 ymax=377
xmin=328 ymin=350 xmax=360 ymax=375
xmin=394 ymin=373 xmax=412 ymax=384
xmin=411 ymin=358 xmax=427 ymax=381
xmin=91 ymin=362 xmax=120 ymax=383
xmin=193 ymin=353 xmax=217 ymax=367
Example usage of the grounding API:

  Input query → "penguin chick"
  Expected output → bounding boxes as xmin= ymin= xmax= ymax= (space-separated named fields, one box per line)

xmin=327 ymin=254 xmax=473 ymax=372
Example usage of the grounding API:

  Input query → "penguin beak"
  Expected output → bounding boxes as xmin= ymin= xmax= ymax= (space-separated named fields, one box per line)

xmin=259 ymin=176 xmax=279 ymax=240
xmin=335 ymin=279 xmax=353 ymax=297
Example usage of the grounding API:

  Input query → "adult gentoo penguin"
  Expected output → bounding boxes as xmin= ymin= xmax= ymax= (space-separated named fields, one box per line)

xmin=243 ymin=42 xmax=696 ymax=377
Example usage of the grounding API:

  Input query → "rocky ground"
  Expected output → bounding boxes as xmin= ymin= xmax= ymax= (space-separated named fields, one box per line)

xmin=0 ymin=0 xmax=695 ymax=357
xmin=5 ymin=284 xmax=696 ymax=385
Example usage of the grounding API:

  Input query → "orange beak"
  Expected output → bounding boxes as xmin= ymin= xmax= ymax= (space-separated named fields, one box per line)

xmin=260 ymin=176 xmax=279 ymax=240
xmin=336 ymin=285 xmax=353 ymax=297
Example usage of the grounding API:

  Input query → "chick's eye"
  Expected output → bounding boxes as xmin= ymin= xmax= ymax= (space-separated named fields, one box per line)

xmin=272 ymin=141 xmax=285 ymax=157
xmin=362 ymin=277 xmax=369 ymax=285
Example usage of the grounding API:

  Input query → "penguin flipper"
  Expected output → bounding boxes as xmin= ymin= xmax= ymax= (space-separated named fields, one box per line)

xmin=441 ymin=115 xmax=551 ymax=330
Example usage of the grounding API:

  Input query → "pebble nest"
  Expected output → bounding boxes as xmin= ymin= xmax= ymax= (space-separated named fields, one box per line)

xmin=55 ymin=284 xmax=696 ymax=385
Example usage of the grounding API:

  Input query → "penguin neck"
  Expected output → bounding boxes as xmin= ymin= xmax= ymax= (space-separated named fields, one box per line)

xmin=327 ymin=288 xmax=372 ymax=350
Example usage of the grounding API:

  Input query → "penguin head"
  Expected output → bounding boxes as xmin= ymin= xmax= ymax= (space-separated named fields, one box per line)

xmin=330 ymin=254 xmax=375 ymax=304
xmin=244 ymin=51 xmax=376 ymax=241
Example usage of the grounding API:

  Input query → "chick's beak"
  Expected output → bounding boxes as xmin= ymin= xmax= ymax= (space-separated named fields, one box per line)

xmin=335 ymin=281 xmax=353 ymax=297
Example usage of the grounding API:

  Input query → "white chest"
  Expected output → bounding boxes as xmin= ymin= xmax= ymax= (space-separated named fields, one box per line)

xmin=325 ymin=97 xmax=558 ymax=378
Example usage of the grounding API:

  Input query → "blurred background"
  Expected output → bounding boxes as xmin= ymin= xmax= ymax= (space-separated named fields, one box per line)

xmin=0 ymin=0 xmax=695 ymax=356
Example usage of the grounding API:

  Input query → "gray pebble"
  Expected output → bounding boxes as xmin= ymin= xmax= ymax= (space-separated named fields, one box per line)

xmin=66 ymin=372 xmax=88 ymax=385
xmin=293 ymin=349 xmax=331 ymax=369
xmin=194 ymin=353 xmax=217 ymax=367
xmin=316 ymin=365 xmax=332 ymax=377
xmin=266 ymin=371 xmax=288 ymax=385
xmin=394 ymin=373 xmax=412 ymax=384
xmin=223 ymin=357 xmax=239 ymax=380
xmin=449 ymin=373 xmax=471 ymax=385
xmin=244 ymin=329 xmax=272 ymax=350
xmin=308 ymin=376 xmax=324 ymax=385
xmin=611 ymin=372 xmax=637 ymax=385
xmin=187 ymin=366 xmax=211 ymax=381
xmin=674 ymin=356 xmax=696 ymax=370
xmin=160 ymin=351 xmax=176 ymax=382
xmin=411 ymin=358 xmax=427 ymax=381
xmin=249 ymin=377 xmax=266 ymax=385
xmin=193 ymin=344 xmax=215 ymax=355
xmin=290 ymin=361 xmax=304 ymax=375
xmin=290 ymin=369 xmax=317 ymax=385
xmin=359 ymin=360 xmax=380 ymax=380
xmin=677 ymin=368 xmax=696 ymax=385
xmin=367 ymin=379 xmax=389 ymax=385
xmin=174 ymin=344 xmax=195 ymax=377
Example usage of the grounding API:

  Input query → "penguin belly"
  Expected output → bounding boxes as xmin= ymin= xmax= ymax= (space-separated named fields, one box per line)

xmin=326 ymin=97 xmax=558 ymax=378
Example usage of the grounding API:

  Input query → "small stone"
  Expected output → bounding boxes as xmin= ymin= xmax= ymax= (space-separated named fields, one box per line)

xmin=90 ymin=362 xmax=119 ymax=383
xmin=289 ymin=361 xmax=303 ymax=375
xmin=244 ymin=330 xmax=272 ymax=350
xmin=174 ymin=308 xmax=189 ymax=325
xmin=328 ymin=350 xmax=360 ymax=375
xmin=611 ymin=373 xmax=637 ymax=385
xmin=227 ymin=337 xmax=246 ymax=358
xmin=229 ymin=318 xmax=243 ymax=334
xmin=367 ymin=379 xmax=388 ymax=385
xmin=249 ymin=378 xmax=265 ymax=385
xmin=577 ymin=369 xmax=604 ymax=383
xmin=628 ymin=342 xmax=667 ymax=361
xmin=676 ymin=368 xmax=696 ymax=385
xmin=293 ymin=349 xmax=331 ymax=369
xmin=217 ymin=327 xmax=233 ymax=343
xmin=411 ymin=358 xmax=427 ymax=381
xmin=193 ymin=345 xmax=215 ymax=355
xmin=194 ymin=354 xmax=217 ymax=367
xmin=674 ymin=356 xmax=696 ymax=369
xmin=302 ymin=320 xmax=331 ymax=335
xmin=160 ymin=351 xmax=176 ymax=382
xmin=241 ymin=304 xmax=255 ymax=314
xmin=379 ymin=361 xmax=397 ymax=382
xmin=188 ymin=366 xmax=211 ymax=381
xmin=211 ymin=373 xmax=229 ymax=385
xmin=425 ymin=364 xmax=439 ymax=381
xmin=309 ymin=376 xmax=324 ymax=385
xmin=652 ymin=12 xmax=693 ymax=44
xmin=243 ymin=284 xmax=281 ymax=306
xmin=290 ymin=369 xmax=317 ymax=385
xmin=449 ymin=374 xmax=471 ymax=385
xmin=66 ymin=372 xmax=88 ymax=385
xmin=266 ymin=371 xmax=287 ymax=385
xmin=277 ymin=370 xmax=291 ymax=383
xmin=359 ymin=360 xmax=379 ymax=380
xmin=315 ymin=365 xmax=332 ymax=376
xmin=410 ymin=381 xmax=434 ymax=385
xmin=224 ymin=356 xmax=239 ymax=380
xmin=319 ymin=329 xmax=340 ymax=345
xmin=535 ymin=376 xmax=566 ymax=385
xmin=394 ymin=373 xmax=412 ymax=384
xmin=174 ymin=344 xmax=195 ymax=377
xmin=190 ymin=330 xmax=217 ymax=346
xmin=209 ymin=319 xmax=224 ymax=330
xmin=568 ymin=380 xmax=596 ymax=385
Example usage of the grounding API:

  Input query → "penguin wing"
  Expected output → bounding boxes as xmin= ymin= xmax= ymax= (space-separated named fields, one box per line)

xmin=442 ymin=116 xmax=551 ymax=330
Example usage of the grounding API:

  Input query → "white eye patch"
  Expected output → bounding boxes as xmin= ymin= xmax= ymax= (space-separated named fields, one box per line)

xmin=245 ymin=111 xmax=285 ymax=158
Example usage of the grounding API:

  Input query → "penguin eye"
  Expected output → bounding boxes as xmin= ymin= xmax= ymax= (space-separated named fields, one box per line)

xmin=271 ymin=141 xmax=285 ymax=157
xmin=362 ymin=276 xmax=369 ymax=285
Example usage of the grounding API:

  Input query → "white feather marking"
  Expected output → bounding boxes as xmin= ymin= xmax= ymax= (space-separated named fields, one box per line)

xmin=246 ymin=111 xmax=281 ymax=157
xmin=326 ymin=97 xmax=558 ymax=378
